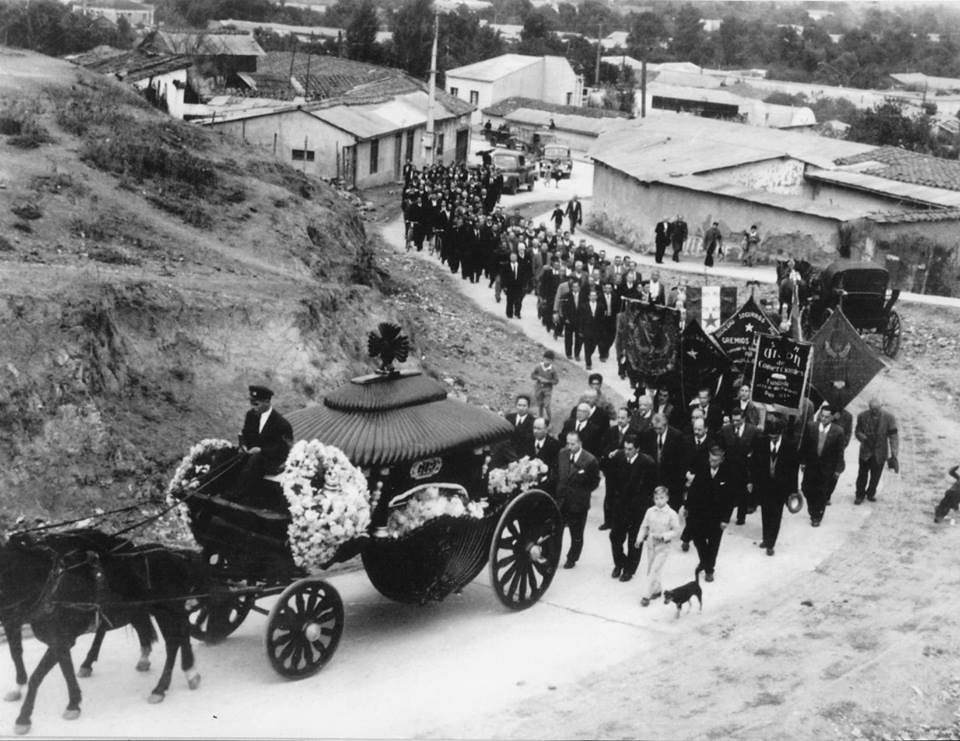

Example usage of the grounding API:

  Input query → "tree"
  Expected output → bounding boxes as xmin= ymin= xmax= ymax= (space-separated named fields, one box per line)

xmin=717 ymin=14 xmax=749 ymax=67
xmin=391 ymin=0 xmax=433 ymax=79
xmin=669 ymin=4 xmax=703 ymax=63
xmin=846 ymin=101 xmax=937 ymax=153
xmin=520 ymin=10 xmax=551 ymax=42
xmin=115 ymin=16 xmax=135 ymax=49
xmin=346 ymin=0 xmax=380 ymax=62
xmin=627 ymin=11 xmax=666 ymax=59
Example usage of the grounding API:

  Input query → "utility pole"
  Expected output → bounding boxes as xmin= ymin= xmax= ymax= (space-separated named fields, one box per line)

xmin=594 ymin=22 xmax=602 ymax=88
xmin=424 ymin=9 xmax=439 ymax=165
xmin=641 ymin=58 xmax=646 ymax=117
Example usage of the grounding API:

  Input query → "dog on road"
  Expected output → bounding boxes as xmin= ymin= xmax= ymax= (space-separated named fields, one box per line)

xmin=663 ymin=566 xmax=703 ymax=618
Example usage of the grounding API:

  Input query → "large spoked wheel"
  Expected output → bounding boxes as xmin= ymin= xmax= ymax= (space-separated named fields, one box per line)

xmin=187 ymin=593 xmax=256 ymax=643
xmin=265 ymin=577 xmax=343 ymax=679
xmin=882 ymin=310 xmax=902 ymax=358
xmin=489 ymin=489 xmax=562 ymax=610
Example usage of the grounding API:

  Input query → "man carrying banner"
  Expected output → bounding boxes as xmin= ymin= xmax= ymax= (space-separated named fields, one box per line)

xmin=800 ymin=405 xmax=846 ymax=527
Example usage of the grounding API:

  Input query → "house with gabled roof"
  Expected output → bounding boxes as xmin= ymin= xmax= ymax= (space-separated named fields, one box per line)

xmin=588 ymin=115 xmax=960 ymax=293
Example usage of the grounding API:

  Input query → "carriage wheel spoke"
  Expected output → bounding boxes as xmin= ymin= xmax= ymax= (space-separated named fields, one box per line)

xmin=496 ymin=554 xmax=517 ymax=569
xmin=497 ymin=561 xmax=518 ymax=589
xmin=506 ymin=567 xmax=521 ymax=600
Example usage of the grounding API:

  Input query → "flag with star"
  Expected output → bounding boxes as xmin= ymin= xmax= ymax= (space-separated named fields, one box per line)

xmin=679 ymin=318 xmax=734 ymax=409
xmin=713 ymin=295 xmax=780 ymax=374
xmin=810 ymin=309 xmax=886 ymax=410
xmin=678 ymin=285 xmax=737 ymax=330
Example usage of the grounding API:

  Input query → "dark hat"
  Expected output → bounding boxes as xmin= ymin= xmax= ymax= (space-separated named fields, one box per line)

xmin=588 ymin=373 xmax=603 ymax=385
xmin=248 ymin=385 xmax=274 ymax=401
xmin=786 ymin=491 xmax=805 ymax=514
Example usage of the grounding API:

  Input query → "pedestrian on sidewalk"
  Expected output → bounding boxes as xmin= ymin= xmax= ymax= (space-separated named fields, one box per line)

xmin=703 ymin=221 xmax=723 ymax=267
xmin=742 ymin=225 xmax=760 ymax=267
xmin=565 ymin=195 xmax=583 ymax=234
xmin=854 ymin=399 xmax=899 ymax=504
xmin=669 ymin=214 xmax=687 ymax=262
xmin=636 ymin=486 xmax=680 ymax=605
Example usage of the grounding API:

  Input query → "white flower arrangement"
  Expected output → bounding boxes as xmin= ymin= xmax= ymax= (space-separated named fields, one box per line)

xmin=164 ymin=437 xmax=236 ymax=540
xmin=487 ymin=456 xmax=550 ymax=497
xmin=384 ymin=485 xmax=486 ymax=539
xmin=279 ymin=439 xmax=375 ymax=571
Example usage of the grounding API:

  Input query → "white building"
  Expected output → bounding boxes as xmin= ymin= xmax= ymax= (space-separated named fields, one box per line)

xmin=445 ymin=53 xmax=582 ymax=125
xmin=81 ymin=0 xmax=155 ymax=27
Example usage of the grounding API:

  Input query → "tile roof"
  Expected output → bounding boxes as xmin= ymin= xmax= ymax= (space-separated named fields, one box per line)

xmin=834 ymin=146 xmax=960 ymax=193
xmin=865 ymin=208 xmax=960 ymax=224
xmin=148 ymin=30 xmax=265 ymax=57
xmin=483 ymin=96 xmax=629 ymax=119
xmin=805 ymin=168 xmax=960 ymax=208
xmin=70 ymin=48 xmax=192 ymax=81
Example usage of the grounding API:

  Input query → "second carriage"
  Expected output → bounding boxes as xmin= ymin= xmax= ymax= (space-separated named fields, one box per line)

xmin=168 ymin=366 xmax=563 ymax=679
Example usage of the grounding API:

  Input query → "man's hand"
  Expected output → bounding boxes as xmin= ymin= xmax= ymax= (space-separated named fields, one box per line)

xmin=720 ymin=521 xmax=728 ymax=530
xmin=888 ymin=456 xmax=899 ymax=473
xmin=746 ymin=483 xmax=753 ymax=494
xmin=247 ymin=446 xmax=262 ymax=454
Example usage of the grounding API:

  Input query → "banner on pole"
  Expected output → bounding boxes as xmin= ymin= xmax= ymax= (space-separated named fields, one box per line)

xmin=810 ymin=309 xmax=886 ymax=410
xmin=679 ymin=319 xmax=734 ymax=408
xmin=618 ymin=300 xmax=681 ymax=379
xmin=751 ymin=333 xmax=813 ymax=411
xmin=713 ymin=295 xmax=780 ymax=373
xmin=673 ymin=285 xmax=737 ymax=328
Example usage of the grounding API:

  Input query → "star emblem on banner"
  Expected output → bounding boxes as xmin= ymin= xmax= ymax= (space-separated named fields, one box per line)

xmin=704 ymin=310 xmax=719 ymax=331
xmin=744 ymin=321 xmax=754 ymax=333
xmin=686 ymin=348 xmax=699 ymax=359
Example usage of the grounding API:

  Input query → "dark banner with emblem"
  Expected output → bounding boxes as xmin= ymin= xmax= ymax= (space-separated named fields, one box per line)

xmin=810 ymin=309 xmax=886 ymax=410
xmin=618 ymin=299 xmax=681 ymax=379
xmin=713 ymin=295 xmax=780 ymax=374
xmin=679 ymin=319 xmax=734 ymax=408
xmin=751 ymin=333 xmax=812 ymax=410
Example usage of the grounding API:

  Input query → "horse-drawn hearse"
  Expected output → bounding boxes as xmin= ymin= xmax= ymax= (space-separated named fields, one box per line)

xmin=1 ymin=326 xmax=562 ymax=733
xmin=168 ymin=326 xmax=563 ymax=678
xmin=799 ymin=259 xmax=903 ymax=358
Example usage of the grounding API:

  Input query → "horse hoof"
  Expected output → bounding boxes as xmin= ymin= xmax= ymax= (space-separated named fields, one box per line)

xmin=62 ymin=709 xmax=80 ymax=721
xmin=135 ymin=660 xmax=151 ymax=672
xmin=4 ymin=689 xmax=23 ymax=702
xmin=77 ymin=666 xmax=92 ymax=678
xmin=147 ymin=693 xmax=165 ymax=705
xmin=187 ymin=674 xmax=201 ymax=690
xmin=13 ymin=723 xmax=30 ymax=735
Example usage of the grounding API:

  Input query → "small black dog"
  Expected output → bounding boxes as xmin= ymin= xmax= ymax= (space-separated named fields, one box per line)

xmin=663 ymin=566 xmax=703 ymax=618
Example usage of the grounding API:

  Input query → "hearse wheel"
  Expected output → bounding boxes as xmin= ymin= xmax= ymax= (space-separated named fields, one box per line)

xmin=265 ymin=577 xmax=343 ymax=679
xmin=882 ymin=310 xmax=902 ymax=358
xmin=187 ymin=592 xmax=256 ymax=643
xmin=489 ymin=489 xmax=562 ymax=610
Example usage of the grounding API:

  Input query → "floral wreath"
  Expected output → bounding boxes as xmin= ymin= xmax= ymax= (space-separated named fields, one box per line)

xmin=487 ymin=456 xmax=550 ymax=497
xmin=164 ymin=438 xmax=236 ymax=541
xmin=385 ymin=485 xmax=486 ymax=539
xmin=280 ymin=440 xmax=376 ymax=571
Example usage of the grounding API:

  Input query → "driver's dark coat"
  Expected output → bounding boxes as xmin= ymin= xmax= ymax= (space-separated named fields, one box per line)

xmin=240 ymin=409 xmax=293 ymax=468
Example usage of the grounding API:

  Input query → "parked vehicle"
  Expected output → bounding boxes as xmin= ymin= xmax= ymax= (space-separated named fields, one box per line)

xmin=475 ymin=148 xmax=538 ymax=194
xmin=540 ymin=143 xmax=573 ymax=178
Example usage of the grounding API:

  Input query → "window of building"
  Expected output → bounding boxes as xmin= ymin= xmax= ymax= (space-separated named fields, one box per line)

xmin=369 ymin=139 xmax=379 ymax=174
xmin=450 ymin=86 xmax=459 ymax=97
xmin=469 ymin=90 xmax=479 ymax=105
xmin=436 ymin=132 xmax=444 ymax=156
xmin=566 ymin=92 xmax=573 ymax=105
xmin=292 ymin=149 xmax=315 ymax=161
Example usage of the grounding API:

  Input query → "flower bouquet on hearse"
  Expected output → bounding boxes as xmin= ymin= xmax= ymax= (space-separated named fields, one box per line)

xmin=487 ymin=456 xmax=550 ymax=501
xmin=165 ymin=437 xmax=242 ymax=539
xmin=384 ymin=484 xmax=487 ymax=540
xmin=279 ymin=440 xmax=379 ymax=571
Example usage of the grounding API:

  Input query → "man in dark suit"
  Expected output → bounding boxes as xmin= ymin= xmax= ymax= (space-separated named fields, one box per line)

xmin=853 ymin=398 xmax=898 ymax=504
xmin=679 ymin=417 xmax=717 ymax=551
xmin=504 ymin=394 xmax=535 ymax=452
xmin=521 ymin=417 xmax=562 ymax=495
xmin=555 ymin=430 xmax=601 ymax=569
xmin=561 ymin=401 xmax=604 ymax=458
xmin=607 ymin=435 xmax=656 ymax=581
xmin=751 ymin=416 xmax=800 ymax=556
xmin=731 ymin=383 xmax=761 ymax=427
xmin=556 ymin=275 xmax=583 ymax=360
xmin=654 ymin=218 xmax=670 ymax=264
xmin=694 ymin=387 xmax=725 ymax=435
xmin=719 ymin=407 xmax=759 ymax=525
xmin=238 ymin=385 xmax=294 ymax=505
xmin=599 ymin=407 xmax=632 ymax=530
xmin=800 ymin=405 xmax=847 ymax=527
xmin=645 ymin=269 xmax=666 ymax=306
xmin=628 ymin=394 xmax=655 ymax=436
xmin=501 ymin=251 xmax=531 ymax=319
xmin=684 ymin=445 xmax=735 ymax=581
xmin=639 ymin=413 xmax=686 ymax=512
xmin=577 ymin=286 xmax=606 ymax=371
xmin=565 ymin=195 xmax=583 ymax=234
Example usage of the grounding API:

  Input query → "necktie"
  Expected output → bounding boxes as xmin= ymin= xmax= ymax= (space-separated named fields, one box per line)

xmin=770 ymin=443 xmax=778 ymax=476
xmin=513 ymin=264 xmax=517 ymax=279
xmin=818 ymin=426 xmax=827 ymax=455
xmin=536 ymin=442 xmax=542 ymax=453
xmin=570 ymin=454 xmax=576 ymax=463
xmin=658 ymin=434 xmax=664 ymax=461
xmin=577 ymin=421 xmax=583 ymax=433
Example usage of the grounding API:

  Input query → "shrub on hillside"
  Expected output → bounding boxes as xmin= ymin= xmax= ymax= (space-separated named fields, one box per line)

xmin=0 ymin=100 xmax=54 ymax=148
xmin=80 ymin=134 xmax=218 ymax=190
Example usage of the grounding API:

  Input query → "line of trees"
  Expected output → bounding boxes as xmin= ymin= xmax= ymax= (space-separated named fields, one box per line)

xmin=0 ymin=0 xmax=136 ymax=55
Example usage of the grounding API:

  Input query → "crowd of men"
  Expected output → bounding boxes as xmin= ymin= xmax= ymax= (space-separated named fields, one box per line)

xmin=401 ymin=160 xmax=675 ymax=374
xmin=499 ymin=377 xmax=899 ymax=604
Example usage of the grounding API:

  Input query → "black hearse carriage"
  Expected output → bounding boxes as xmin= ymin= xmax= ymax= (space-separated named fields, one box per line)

xmin=169 ymin=363 xmax=562 ymax=679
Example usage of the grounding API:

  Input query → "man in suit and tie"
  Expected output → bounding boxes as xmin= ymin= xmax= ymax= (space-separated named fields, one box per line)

xmin=645 ymin=269 xmax=666 ymax=305
xmin=521 ymin=417 xmax=562 ymax=495
xmin=854 ymin=398 xmax=899 ymax=504
xmin=628 ymin=394 xmax=655 ymax=436
xmin=751 ymin=415 xmax=800 ymax=556
xmin=556 ymin=275 xmax=583 ymax=360
xmin=640 ymin=412 xmax=686 ymax=512
xmin=555 ymin=430 xmax=601 ymax=569
xmin=561 ymin=402 xmax=603 ymax=458
xmin=720 ymin=407 xmax=759 ymax=525
xmin=654 ymin=218 xmax=671 ymax=264
xmin=732 ymin=383 xmax=761 ymax=427
xmin=599 ymin=407 xmax=633 ymax=531
xmin=679 ymin=417 xmax=716 ymax=551
xmin=800 ymin=405 xmax=847 ymax=527
xmin=684 ymin=445 xmax=735 ymax=581
xmin=693 ymin=387 xmax=725 ymax=435
xmin=505 ymin=394 xmax=535 ymax=452
xmin=607 ymin=435 xmax=656 ymax=581
xmin=578 ymin=286 xmax=606 ymax=371
xmin=501 ymin=251 xmax=531 ymax=320
xmin=238 ymin=384 xmax=294 ymax=506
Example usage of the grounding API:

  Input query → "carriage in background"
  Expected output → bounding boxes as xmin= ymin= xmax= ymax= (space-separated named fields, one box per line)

xmin=799 ymin=259 xmax=903 ymax=358
xmin=169 ymin=327 xmax=563 ymax=679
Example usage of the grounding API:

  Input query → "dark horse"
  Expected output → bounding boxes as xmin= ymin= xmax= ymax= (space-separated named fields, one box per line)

xmin=776 ymin=258 xmax=816 ymax=318
xmin=0 ymin=529 xmax=203 ymax=735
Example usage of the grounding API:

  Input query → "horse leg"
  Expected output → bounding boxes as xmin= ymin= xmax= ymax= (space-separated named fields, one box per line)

xmin=178 ymin=617 xmax=200 ymax=690
xmin=54 ymin=648 xmax=82 ymax=721
xmin=147 ymin=616 xmax=178 ymax=704
xmin=77 ymin=622 xmax=107 ymax=678
xmin=3 ymin=620 xmax=27 ymax=702
xmin=131 ymin=614 xmax=155 ymax=672
xmin=14 ymin=647 xmax=58 ymax=735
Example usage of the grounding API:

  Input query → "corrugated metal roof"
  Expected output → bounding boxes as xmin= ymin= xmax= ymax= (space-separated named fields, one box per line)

xmin=805 ymin=168 xmax=960 ymax=208
xmin=504 ymin=107 xmax=614 ymax=136
xmin=651 ymin=70 xmax=724 ymax=89
xmin=446 ymin=53 xmax=540 ymax=82
xmin=311 ymin=105 xmax=398 ymax=139
xmin=153 ymin=30 xmax=265 ymax=57
xmin=483 ymin=96 xmax=629 ymax=120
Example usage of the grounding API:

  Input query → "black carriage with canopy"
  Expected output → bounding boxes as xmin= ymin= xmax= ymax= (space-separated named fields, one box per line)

xmin=801 ymin=259 xmax=903 ymax=358
xmin=168 ymin=357 xmax=563 ymax=680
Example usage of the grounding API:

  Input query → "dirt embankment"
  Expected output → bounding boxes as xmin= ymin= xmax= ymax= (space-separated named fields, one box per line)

xmin=0 ymin=49 xmax=579 ymax=528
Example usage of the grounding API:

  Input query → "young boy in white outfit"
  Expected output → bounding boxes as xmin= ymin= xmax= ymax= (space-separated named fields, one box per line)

xmin=636 ymin=485 xmax=680 ymax=607
xmin=530 ymin=349 xmax=559 ymax=423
